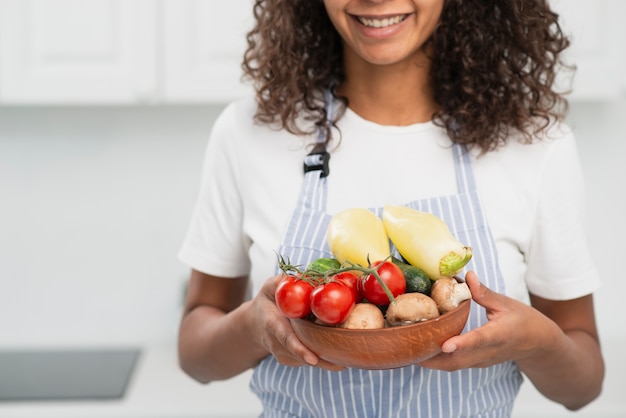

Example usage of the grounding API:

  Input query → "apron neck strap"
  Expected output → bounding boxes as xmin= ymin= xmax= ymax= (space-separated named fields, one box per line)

xmin=453 ymin=144 xmax=476 ymax=195
xmin=303 ymin=88 xmax=335 ymax=178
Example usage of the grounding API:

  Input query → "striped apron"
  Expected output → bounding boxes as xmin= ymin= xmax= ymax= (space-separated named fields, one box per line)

xmin=250 ymin=102 xmax=523 ymax=417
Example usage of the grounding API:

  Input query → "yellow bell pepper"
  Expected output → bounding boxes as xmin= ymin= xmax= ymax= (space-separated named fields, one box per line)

xmin=382 ymin=205 xmax=472 ymax=280
xmin=327 ymin=208 xmax=390 ymax=267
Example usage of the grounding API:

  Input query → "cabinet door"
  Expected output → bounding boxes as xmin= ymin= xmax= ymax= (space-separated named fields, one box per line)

xmin=0 ymin=0 xmax=157 ymax=104
xmin=161 ymin=0 xmax=254 ymax=103
xmin=553 ymin=0 xmax=626 ymax=101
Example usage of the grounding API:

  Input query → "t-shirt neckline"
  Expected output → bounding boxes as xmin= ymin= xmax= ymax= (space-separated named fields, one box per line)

xmin=343 ymin=106 xmax=438 ymax=134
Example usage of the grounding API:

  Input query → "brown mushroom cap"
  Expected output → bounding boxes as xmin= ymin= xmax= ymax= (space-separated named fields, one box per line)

xmin=340 ymin=303 xmax=385 ymax=329
xmin=430 ymin=276 xmax=472 ymax=314
xmin=385 ymin=293 xmax=440 ymax=325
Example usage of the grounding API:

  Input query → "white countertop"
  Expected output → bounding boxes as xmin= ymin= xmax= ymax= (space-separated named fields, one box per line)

xmin=0 ymin=344 xmax=263 ymax=418
xmin=1 ymin=340 xmax=623 ymax=418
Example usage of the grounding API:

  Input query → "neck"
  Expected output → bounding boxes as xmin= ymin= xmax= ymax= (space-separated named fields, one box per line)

xmin=338 ymin=50 xmax=439 ymax=126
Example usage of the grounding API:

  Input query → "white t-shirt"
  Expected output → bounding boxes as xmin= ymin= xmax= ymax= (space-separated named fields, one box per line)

xmin=178 ymin=97 xmax=600 ymax=304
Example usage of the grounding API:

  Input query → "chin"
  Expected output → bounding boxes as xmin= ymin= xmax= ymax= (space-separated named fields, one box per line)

xmin=357 ymin=45 xmax=421 ymax=67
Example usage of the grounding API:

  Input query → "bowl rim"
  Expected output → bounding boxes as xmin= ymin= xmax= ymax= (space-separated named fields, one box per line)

xmin=289 ymin=299 xmax=472 ymax=369
xmin=291 ymin=298 xmax=471 ymax=335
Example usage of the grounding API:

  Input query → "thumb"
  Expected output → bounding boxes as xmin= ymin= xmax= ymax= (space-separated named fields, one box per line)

xmin=439 ymin=272 xmax=505 ymax=354
xmin=464 ymin=271 xmax=505 ymax=311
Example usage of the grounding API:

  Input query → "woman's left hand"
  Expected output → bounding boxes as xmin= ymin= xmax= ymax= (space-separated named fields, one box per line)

xmin=418 ymin=271 xmax=561 ymax=370
xmin=418 ymin=270 xmax=604 ymax=410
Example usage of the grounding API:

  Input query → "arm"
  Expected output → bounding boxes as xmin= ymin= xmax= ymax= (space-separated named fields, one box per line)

xmin=520 ymin=292 xmax=604 ymax=410
xmin=178 ymin=269 xmax=343 ymax=383
xmin=178 ymin=270 xmax=264 ymax=382
xmin=419 ymin=271 xmax=604 ymax=410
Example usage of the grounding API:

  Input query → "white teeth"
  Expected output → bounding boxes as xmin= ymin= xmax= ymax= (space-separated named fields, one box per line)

xmin=358 ymin=15 xmax=406 ymax=28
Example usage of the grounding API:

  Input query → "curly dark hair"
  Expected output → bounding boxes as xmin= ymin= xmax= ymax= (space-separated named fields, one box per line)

xmin=242 ymin=0 xmax=573 ymax=153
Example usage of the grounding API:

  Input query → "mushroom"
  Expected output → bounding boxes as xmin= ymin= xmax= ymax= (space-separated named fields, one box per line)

xmin=430 ymin=276 xmax=472 ymax=314
xmin=385 ymin=293 xmax=440 ymax=326
xmin=340 ymin=303 xmax=385 ymax=329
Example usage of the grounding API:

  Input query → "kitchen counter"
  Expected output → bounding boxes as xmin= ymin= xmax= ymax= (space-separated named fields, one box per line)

xmin=1 ymin=340 xmax=623 ymax=418
xmin=0 ymin=344 xmax=263 ymax=418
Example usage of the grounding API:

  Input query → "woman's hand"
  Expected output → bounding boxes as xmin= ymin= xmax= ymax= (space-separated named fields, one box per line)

xmin=246 ymin=275 xmax=346 ymax=372
xmin=419 ymin=271 xmax=549 ymax=370
xmin=179 ymin=270 xmax=345 ymax=384
xmin=418 ymin=271 xmax=604 ymax=410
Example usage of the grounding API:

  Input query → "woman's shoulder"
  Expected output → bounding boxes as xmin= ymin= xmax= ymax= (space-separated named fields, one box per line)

xmin=213 ymin=96 xmax=309 ymax=145
xmin=532 ymin=119 xmax=575 ymax=150
xmin=473 ymin=120 xmax=580 ymax=197
xmin=209 ymin=97 xmax=271 ymax=150
xmin=212 ymin=96 xmax=258 ymax=133
xmin=479 ymin=119 xmax=576 ymax=162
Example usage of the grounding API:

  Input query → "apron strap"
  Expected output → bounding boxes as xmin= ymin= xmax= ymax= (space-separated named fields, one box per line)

xmin=297 ymin=88 xmax=335 ymax=210
xmin=303 ymin=143 xmax=330 ymax=178
xmin=303 ymin=88 xmax=335 ymax=178
xmin=453 ymin=144 xmax=477 ymax=195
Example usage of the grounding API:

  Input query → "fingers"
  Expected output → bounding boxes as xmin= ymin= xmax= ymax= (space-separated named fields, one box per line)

xmin=277 ymin=328 xmax=345 ymax=371
xmin=261 ymin=275 xmax=347 ymax=371
xmin=465 ymin=271 xmax=506 ymax=312
xmin=423 ymin=326 xmax=503 ymax=370
xmin=464 ymin=271 xmax=484 ymax=300
xmin=282 ymin=330 xmax=319 ymax=366
xmin=422 ymin=272 xmax=504 ymax=366
xmin=265 ymin=306 xmax=346 ymax=370
xmin=421 ymin=273 xmax=534 ymax=371
xmin=441 ymin=326 xmax=489 ymax=354
xmin=261 ymin=275 xmax=284 ymax=301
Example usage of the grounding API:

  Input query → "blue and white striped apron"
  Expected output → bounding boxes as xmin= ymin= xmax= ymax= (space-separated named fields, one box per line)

xmin=250 ymin=101 xmax=523 ymax=417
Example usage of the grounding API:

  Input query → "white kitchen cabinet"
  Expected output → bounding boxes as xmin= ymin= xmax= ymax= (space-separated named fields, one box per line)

xmin=0 ymin=0 xmax=253 ymax=104
xmin=161 ymin=0 xmax=254 ymax=103
xmin=553 ymin=0 xmax=626 ymax=100
xmin=0 ymin=0 xmax=158 ymax=104
xmin=0 ymin=0 xmax=623 ymax=104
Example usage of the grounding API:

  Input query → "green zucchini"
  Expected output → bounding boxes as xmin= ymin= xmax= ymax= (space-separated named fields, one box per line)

xmin=392 ymin=257 xmax=432 ymax=295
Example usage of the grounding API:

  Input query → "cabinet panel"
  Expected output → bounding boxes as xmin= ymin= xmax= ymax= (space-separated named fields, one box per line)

xmin=161 ymin=0 xmax=254 ymax=103
xmin=0 ymin=0 xmax=157 ymax=104
xmin=553 ymin=0 xmax=626 ymax=100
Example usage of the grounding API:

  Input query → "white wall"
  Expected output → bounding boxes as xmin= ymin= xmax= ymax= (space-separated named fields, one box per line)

xmin=0 ymin=105 xmax=224 ymax=347
xmin=566 ymin=100 xmax=626 ymax=342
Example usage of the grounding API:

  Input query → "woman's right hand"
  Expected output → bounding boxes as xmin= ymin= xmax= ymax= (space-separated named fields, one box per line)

xmin=247 ymin=275 xmax=346 ymax=372
xmin=179 ymin=269 xmax=344 ymax=383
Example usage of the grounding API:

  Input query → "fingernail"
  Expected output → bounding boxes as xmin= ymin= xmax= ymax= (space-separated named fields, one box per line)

xmin=304 ymin=354 xmax=318 ymax=365
xmin=442 ymin=342 xmax=457 ymax=353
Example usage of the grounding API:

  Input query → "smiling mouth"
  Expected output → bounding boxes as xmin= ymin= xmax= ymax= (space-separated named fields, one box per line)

xmin=356 ymin=14 xmax=409 ymax=29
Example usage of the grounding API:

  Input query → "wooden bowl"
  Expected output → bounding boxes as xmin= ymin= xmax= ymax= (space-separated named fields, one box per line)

xmin=290 ymin=299 xmax=471 ymax=370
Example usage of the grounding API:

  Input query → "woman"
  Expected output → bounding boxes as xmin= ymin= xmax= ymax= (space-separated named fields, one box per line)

xmin=177 ymin=0 xmax=604 ymax=416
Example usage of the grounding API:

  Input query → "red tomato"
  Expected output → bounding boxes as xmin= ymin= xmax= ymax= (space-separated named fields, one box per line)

xmin=310 ymin=282 xmax=355 ymax=325
xmin=333 ymin=271 xmax=363 ymax=303
xmin=359 ymin=260 xmax=406 ymax=305
xmin=275 ymin=275 xmax=315 ymax=319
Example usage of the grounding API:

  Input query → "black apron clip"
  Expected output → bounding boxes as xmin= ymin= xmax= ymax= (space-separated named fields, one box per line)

xmin=303 ymin=143 xmax=330 ymax=178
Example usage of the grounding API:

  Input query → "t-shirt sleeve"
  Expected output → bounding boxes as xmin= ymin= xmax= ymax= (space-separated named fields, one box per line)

xmin=525 ymin=127 xmax=601 ymax=300
xmin=177 ymin=103 xmax=251 ymax=278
